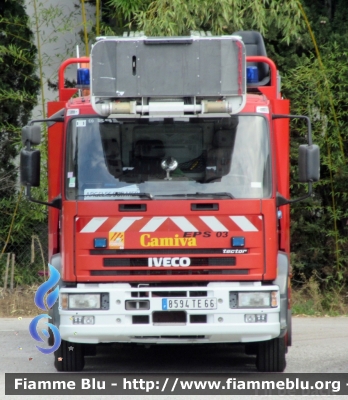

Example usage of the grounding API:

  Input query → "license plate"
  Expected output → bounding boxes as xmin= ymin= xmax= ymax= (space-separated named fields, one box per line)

xmin=162 ymin=298 xmax=217 ymax=310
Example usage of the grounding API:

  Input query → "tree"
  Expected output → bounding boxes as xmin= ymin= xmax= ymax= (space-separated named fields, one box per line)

xmin=0 ymin=0 xmax=40 ymax=279
xmin=105 ymin=0 xmax=305 ymax=40
xmin=279 ymin=0 xmax=348 ymax=286
xmin=0 ymin=0 xmax=39 ymax=197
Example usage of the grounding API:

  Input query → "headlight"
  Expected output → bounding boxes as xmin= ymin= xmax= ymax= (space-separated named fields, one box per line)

xmin=61 ymin=293 xmax=105 ymax=310
xmin=69 ymin=294 xmax=100 ymax=309
xmin=229 ymin=291 xmax=278 ymax=308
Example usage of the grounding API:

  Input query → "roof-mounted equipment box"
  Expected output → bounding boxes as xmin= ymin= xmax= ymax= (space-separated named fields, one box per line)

xmin=90 ymin=33 xmax=246 ymax=118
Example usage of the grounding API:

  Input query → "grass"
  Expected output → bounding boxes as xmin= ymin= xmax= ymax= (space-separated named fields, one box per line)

xmin=1 ymin=279 xmax=348 ymax=318
xmin=0 ymin=285 xmax=41 ymax=317
xmin=291 ymin=276 xmax=348 ymax=316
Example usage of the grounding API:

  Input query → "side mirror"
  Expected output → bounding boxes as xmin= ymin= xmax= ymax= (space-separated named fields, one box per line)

xmin=20 ymin=119 xmax=62 ymax=209
xmin=298 ymin=144 xmax=320 ymax=182
xmin=273 ymin=114 xmax=320 ymax=206
xmin=22 ymin=125 xmax=41 ymax=145
xmin=20 ymin=149 xmax=41 ymax=187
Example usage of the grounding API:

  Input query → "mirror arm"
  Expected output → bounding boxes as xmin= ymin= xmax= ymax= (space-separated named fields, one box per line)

xmin=276 ymin=182 xmax=313 ymax=206
xmin=273 ymin=114 xmax=313 ymax=145
xmin=29 ymin=114 xmax=64 ymax=126
xmin=25 ymin=185 xmax=62 ymax=210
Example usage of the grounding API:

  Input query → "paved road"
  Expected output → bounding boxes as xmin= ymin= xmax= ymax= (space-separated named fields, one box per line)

xmin=1 ymin=316 xmax=347 ymax=399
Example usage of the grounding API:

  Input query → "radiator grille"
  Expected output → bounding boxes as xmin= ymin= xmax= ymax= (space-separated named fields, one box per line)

xmin=103 ymin=257 xmax=236 ymax=267
xmin=91 ymin=269 xmax=248 ymax=276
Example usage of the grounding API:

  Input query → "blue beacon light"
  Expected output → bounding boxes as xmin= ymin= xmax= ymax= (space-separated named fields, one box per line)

xmin=77 ymin=68 xmax=90 ymax=86
xmin=246 ymin=66 xmax=259 ymax=84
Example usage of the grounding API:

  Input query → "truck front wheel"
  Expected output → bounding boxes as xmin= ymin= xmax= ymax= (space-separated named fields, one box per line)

xmin=256 ymin=337 xmax=286 ymax=372
xmin=54 ymin=340 xmax=85 ymax=371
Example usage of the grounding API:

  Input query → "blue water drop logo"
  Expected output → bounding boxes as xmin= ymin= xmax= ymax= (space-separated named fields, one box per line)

xmin=29 ymin=264 xmax=61 ymax=354
xmin=34 ymin=263 xmax=60 ymax=311
xmin=29 ymin=314 xmax=61 ymax=354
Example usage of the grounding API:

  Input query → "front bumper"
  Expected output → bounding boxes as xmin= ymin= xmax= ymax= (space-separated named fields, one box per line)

xmin=58 ymin=282 xmax=281 ymax=344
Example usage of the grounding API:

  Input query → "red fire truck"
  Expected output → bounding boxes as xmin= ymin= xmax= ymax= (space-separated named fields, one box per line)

xmin=20 ymin=31 xmax=319 ymax=372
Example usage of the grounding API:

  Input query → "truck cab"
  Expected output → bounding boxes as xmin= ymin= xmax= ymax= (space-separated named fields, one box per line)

xmin=20 ymin=31 xmax=319 ymax=372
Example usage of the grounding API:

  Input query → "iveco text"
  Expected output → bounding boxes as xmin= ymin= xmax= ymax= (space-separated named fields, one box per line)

xmin=148 ymin=257 xmax=191 ymax=267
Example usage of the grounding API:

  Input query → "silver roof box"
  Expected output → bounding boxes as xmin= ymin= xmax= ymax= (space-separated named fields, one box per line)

xmin=90 ymin=33 xmax=246 ymax=117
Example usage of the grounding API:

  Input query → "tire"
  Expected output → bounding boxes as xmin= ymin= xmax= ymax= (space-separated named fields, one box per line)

xmin=286 ymin=309 xmax=292 ymax=347
xmin=48 ymin=330 xmax=54 ymax=347
xmin=256 ymin=337 xmax=286 ymax=372
xmin=84 ymin=344 xmax=97 ymax=357
xmin=54 ymin=339 xmax=85 ymax=371
xmin=245 ymin=343 xmax=258 ymax=355
xmin=47 ymin=302 xmax=59 ymax=347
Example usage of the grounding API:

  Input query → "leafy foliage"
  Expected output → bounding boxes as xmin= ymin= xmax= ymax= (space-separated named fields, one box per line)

xmin=0 ymin=0 xmax=39 ymax=253
xmin=281 ymin=1 xmax=348 ymax=286
xmin=106 ymin=0 xmax=304 ymax=39
xmin=0 ymin=1 xmax=39 ymax=197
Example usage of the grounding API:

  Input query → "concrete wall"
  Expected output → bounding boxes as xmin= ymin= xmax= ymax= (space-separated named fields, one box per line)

xmin=24 ymin=0 xmax=95 ymax=118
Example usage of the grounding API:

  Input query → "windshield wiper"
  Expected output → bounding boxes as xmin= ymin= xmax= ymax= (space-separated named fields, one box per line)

xmin=112 ymin=192 xmax=154 ymax=199
xmin=78 ymin=192 xmax=154 ymax=200
xmin=156 ymin=192 xmax=234 ymax=199
xmin=195 ymin=192 xmax=234 ymax=199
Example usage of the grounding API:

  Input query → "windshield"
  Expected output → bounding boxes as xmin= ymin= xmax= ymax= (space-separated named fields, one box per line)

xmin=65 ymin=115 xmax=271 ymax=200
